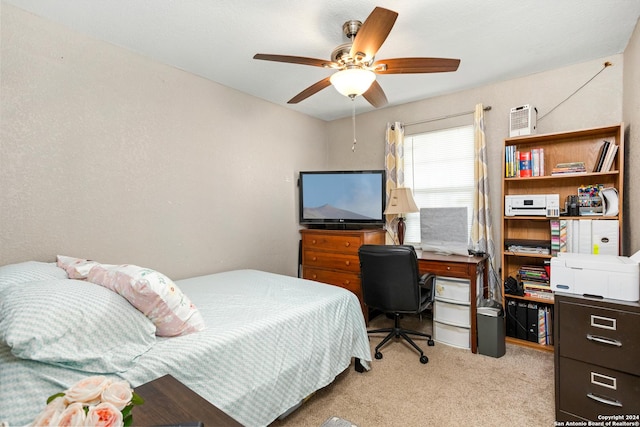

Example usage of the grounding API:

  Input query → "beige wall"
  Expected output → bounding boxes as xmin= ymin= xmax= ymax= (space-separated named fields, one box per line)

xmin=2 ymin=4 xmax=638 ymax=280
xmin=0 ymin=4 xmax=328 ymax=279
xmin=327 ymin=54 xmax=633 ymax=264
xmin=623 ymin=17 xmax=640 ymax=255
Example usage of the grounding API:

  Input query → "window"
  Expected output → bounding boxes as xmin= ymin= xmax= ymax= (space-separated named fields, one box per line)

xmin=403 ymin=124 xmax=475 ymax=245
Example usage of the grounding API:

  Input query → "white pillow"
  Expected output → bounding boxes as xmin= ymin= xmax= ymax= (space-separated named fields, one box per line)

xmin=0 ymin=261 xmax=68 ymax=295
xmin=88 ymin=264 xmax=206 ymax=337
xmin=0 ymin=279 xmax=156 ymax=373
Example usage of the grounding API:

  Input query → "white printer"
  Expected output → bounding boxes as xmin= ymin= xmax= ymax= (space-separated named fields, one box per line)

xmin=550 ymin=251 xmax=640 ymax=302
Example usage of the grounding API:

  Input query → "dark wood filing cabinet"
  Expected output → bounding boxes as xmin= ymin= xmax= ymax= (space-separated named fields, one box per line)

xmin=554 ymin=293 xmax=640 ymax=422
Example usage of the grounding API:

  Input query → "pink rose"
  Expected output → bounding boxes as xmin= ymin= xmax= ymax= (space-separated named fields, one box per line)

xmin=31 ymin=396 xmax=65 ymax=426
xmin=85 ymin=402 xmax=123 ymax=427
xmin=65 ymin=376 xmax=112 ymax=405
xmin=101 ymin=381 xmax=133 ymax=411
xmin=56 ymin=402 xmax=86 ymax=427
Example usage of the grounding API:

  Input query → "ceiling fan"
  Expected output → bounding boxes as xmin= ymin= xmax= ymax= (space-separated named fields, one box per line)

xmin=253 ymin=6 xmax=460 ymax=108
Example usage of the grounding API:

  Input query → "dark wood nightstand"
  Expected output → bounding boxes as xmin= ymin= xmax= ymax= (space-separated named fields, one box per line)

xmin=133 ymin=374 xmax=243 ymax=427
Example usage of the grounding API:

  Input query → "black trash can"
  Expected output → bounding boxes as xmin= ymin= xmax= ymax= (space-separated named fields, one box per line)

xmin=477 ymin=306 xmax=506 ymax=358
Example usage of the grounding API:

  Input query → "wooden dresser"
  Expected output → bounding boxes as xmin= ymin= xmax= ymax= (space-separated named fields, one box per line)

xmin=300 ymin=228 xmax=385 ymax=323
xmin=554 ymin=293 xmax=640 ymax=421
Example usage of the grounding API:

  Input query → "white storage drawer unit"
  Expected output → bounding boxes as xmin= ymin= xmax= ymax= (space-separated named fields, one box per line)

xmin=434 ymin=276 xmax=472 ymax=350
xmin=434 ymin=300 xmax=471 ymax=327
xmin=434 ymin=321 xmax=471 ymax=349
xmin=434 ymin=276 xmax=471 ymax=303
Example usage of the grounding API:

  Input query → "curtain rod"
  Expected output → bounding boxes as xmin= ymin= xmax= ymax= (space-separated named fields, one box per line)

xmin=403 ymin=105 xmax=492 ymax=127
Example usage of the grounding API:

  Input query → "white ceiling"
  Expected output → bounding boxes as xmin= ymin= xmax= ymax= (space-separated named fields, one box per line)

xmin=5 ymin=0 xmax=640 ymax=121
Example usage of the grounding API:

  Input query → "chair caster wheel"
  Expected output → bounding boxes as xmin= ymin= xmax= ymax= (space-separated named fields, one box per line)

xmin=375 ymin=352 xmax=383 ymax=360
xmin=428 ymin=339 xmax=435 ymax=346
xmin=420 ymin=355 xmax=429 ymax=364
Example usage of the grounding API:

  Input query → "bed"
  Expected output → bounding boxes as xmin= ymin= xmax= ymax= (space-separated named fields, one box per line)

xmin=0 ymin=260 xmax=371 ymax=426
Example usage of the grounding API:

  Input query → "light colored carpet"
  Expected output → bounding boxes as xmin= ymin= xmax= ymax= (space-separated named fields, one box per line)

xmin=271 ymin=314 xmax=555 ymax=427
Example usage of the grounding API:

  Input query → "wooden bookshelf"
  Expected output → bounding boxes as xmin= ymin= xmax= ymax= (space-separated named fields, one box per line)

xmin=501 ymin=124 xmax=624 ymax=351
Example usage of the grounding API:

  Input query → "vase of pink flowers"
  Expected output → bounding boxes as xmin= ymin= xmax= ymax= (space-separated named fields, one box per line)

xmin=31 ymin=376 xmax=144 ymax=427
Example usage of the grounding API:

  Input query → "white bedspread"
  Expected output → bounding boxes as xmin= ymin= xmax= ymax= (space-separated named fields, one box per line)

xmin=0 ymin=269 xmax=371 ymax=426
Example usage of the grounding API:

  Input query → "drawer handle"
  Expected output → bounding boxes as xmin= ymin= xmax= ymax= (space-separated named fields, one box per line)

xmin=312 ymin=256 xmax=317 ymax=261
xmin=586 ymin=334 xmax=622 ymax=347
xmin=586 ymin=393 xmax=623 ymax=407
xmin=344 ymin=242 xmax=351 ymax=247
xmin=345 ymin=260 xmax=351 ymax=266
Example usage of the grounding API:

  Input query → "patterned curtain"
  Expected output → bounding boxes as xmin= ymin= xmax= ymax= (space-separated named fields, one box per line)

xmin=470 ymin=104 xmax=499 ymax=300
xmin=384 ymin=122 xmax=405 ymax=244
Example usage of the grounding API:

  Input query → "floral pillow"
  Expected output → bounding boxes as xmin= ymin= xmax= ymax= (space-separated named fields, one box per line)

xmin=0 ymin=279 xmax=156 ymax=373
xmin=88 ymin=264 xmax=206 ymax=337
xmin=56 ymin=255 xmax=100 ymax=279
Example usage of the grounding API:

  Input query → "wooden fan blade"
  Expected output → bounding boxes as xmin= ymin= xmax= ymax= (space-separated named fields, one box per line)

xmin=349 ymin=7 xmax=398 ymax=61
xmin=288 ymin=77 xmax=332 ymax=104
xmin=362 ymin=80 xmax=388 ymax=108
xmin=253 ymin=54 xmax=337 ymax=68
xmin=373 ymin=57 xmax=460 ymax=74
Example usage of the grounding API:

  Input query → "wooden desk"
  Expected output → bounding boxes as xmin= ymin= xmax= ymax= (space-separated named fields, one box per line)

xmin=416 ymin=251 xmax=489 ymax=354
xmin=133 ymin=374 xmax=243 ymax=427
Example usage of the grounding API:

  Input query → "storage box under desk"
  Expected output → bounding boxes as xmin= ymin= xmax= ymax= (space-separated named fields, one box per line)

xmin=434 ymin=300 xmax=471 ymax=328
xmin=434 ymin=276 xmax=471 ymax=304
xmin=434 ymin=321 xmax=471 ymax=349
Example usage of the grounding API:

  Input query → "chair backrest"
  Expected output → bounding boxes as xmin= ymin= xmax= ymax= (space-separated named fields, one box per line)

xmin=358 ymin=245 xmax=422 ymax=313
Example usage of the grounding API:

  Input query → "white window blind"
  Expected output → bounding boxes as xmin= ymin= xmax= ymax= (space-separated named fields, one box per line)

xmin=403 ymin=124 xmax=475 ymax=245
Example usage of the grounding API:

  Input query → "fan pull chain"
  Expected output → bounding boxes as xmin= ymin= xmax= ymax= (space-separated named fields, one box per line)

xmin=351 ymin=97 xmax=357 ymax=152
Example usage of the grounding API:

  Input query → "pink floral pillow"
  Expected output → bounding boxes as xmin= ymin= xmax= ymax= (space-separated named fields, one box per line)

xmin=56 ymin=255 xmax=100 ymax=279
xmin=87 ymin=264 xmax=205 ymax=337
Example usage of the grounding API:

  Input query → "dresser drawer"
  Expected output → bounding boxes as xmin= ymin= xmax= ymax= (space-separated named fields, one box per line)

xmin=434 ymin=276 xmax=470 ymax=304
xmin=301 ymin=233 xmax=362 ymax=254
xmin=558 ymin=357 xmax=640 ymax=419
xmin=557 ymin=299 xmax=640 ymax=375
xmin=302 ymin=267 xmax=361 ymax=296
xmin=303 ymin=250 xmax=360 ymax=272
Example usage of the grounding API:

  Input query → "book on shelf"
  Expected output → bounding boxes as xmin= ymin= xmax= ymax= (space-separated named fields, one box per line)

xmin=600 ymin=144 xmax=618 ymax=172
xmin=519 ymin=151 xmax=532 ymax=177
xmin=593 ymin=140 xmax=611 ymax=172
xmin=551 ymin=161 xmax=586 ymax=175
xmin=531 ymin=148 xmax=545 ymax=176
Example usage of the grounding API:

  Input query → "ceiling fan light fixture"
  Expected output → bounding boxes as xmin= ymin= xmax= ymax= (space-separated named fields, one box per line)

xmin=330 ymin=68 xmax=376 ymax=97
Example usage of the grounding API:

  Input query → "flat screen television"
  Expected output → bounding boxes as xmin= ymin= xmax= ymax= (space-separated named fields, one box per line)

xmin=298 ymin=170 xmax=386 ymax=228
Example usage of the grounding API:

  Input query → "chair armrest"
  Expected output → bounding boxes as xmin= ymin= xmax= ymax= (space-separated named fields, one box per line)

xmin=419 ymin=273 xmax=435 ymax=303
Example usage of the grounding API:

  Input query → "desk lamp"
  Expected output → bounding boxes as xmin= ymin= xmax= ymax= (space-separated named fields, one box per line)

xmin=384 ymin=187 xmax=419 ymax=245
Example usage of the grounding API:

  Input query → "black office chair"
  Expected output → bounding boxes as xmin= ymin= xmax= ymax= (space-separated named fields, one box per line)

xmin=358 ymin=244 xmax=435 ymax=364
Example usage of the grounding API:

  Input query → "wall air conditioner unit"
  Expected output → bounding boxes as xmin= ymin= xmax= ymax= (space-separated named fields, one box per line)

xmin=509 ymin=104 xmax=537 ymax=137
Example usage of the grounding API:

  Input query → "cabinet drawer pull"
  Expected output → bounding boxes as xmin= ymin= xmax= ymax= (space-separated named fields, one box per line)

xmin=344 ymin=280 xmax=350 ymax=285
xmin=345 ymin=260 xmax=351 ymax=266
xmin=591 ymin=314 xmax=617 ymax=330
xmin=586 ymin=393 xmax=623 ymax=407
xmin=344 ymin=242 xmax=351 ymax=247
xmin=586 ymin=334 xmax=622 ymax=347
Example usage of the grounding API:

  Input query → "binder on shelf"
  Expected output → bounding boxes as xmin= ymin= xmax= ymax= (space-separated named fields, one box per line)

xmin=516 ymin=301 xmax=528 ymax=340
xmin=592 ymin=219 xmax=619 ymax=255
xmin=527 ymin=303 xmax=539 ymax=343
xmin=506 ymin=300 xmax=517 ymax=338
